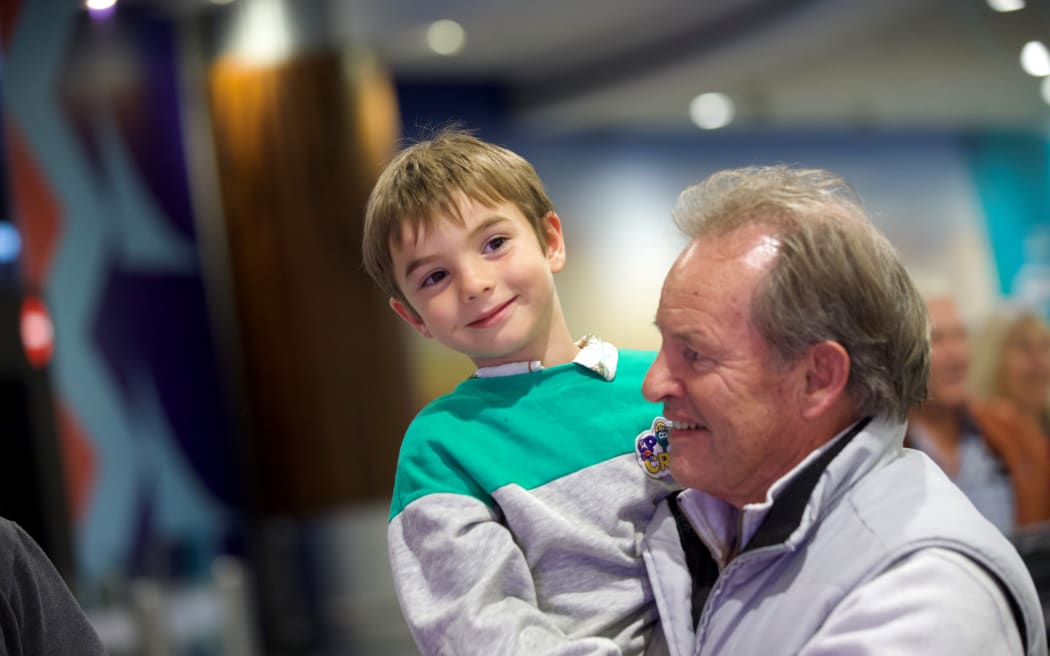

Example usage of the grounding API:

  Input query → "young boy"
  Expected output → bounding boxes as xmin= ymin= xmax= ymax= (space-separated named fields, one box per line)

xmin=362 ymin=129 xmax=677 ymax=655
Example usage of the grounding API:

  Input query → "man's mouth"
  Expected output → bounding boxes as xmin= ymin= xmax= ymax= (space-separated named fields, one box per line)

xmin=670 ymin=420 xmax=706 ymax=431
xmin=469 ymin=297 xmax=516 ymax=327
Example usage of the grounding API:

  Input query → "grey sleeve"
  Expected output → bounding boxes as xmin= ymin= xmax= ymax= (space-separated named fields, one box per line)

xmin=388 ymin=494 xmax=622 ymax=656
xmin=0 ymin=519 xmax=106 ymax=656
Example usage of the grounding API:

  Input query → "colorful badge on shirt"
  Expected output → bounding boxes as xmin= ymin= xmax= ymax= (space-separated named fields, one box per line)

xmin=636 ymin=417 xmax=672 ymax=479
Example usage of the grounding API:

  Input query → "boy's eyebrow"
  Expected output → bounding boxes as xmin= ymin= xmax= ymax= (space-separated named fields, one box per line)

xmin=402 ymin=215 xmax=512 ymax=281
xmin=403 ymin=255 xmax=439 ymax=282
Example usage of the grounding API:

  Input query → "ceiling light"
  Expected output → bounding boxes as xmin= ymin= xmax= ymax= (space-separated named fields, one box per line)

xmin=1020 ymin=41 xmax=1050 ymax=77
xmin=85 ymin=0 xmax=117 ymax=9
xmin=689 ymin=93 xmax=734 ymax=130
xmin=427 ymin=20 xmax=466 ymax=56
xmin=228 ymin=0 xmax=292 ymax=65
xmin=986 ymin=0 xmax=1024 ymax=11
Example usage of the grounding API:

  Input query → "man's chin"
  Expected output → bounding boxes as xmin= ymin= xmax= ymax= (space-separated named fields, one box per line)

xmin=668 ymin=461 xmax=707 ymax=491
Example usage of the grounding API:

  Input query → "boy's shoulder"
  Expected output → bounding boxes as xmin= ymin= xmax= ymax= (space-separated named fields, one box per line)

xmin=616 ymin=349 xmax=657 ymax=370
xmin=603 ymin=348 xmax=657 ymax=385
xmin=405 ymin=351 xmax=658 ymax=432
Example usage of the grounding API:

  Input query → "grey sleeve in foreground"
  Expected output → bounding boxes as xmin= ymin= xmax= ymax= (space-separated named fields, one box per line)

xmin=0 ymin=519 xmax=106 ymax=656
xmin=389 ymin=494 xmax=623 ymax=656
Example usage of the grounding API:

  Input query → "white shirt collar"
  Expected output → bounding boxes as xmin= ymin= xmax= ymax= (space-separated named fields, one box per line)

xmin=472 ymin=334 xmax=619 ymax=381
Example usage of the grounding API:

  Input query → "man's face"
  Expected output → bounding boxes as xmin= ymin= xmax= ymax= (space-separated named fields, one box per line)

xmin=642 ymin=226 xmax=813 ymax=508
xmin=926 ymin=297 xmax=970 ymax=408
xmin=388 ymin=196 xmax=566 ymax=369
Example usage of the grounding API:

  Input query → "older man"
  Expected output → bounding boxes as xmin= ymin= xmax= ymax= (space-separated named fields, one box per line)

xmin=640 ymin=166 xmax=1045 ymax=655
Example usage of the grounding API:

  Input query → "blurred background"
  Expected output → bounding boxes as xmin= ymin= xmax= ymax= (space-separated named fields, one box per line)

xmin=0 ymin=0 xmax=1047 ymax=653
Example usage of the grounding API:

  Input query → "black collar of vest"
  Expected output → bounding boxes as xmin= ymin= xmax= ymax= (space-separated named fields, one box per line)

xmin=743 ymin=416 xmax=872 ymax=553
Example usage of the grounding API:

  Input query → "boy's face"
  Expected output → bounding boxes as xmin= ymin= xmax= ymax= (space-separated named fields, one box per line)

xmin=388 ymin=196 xmax=566 ymax=368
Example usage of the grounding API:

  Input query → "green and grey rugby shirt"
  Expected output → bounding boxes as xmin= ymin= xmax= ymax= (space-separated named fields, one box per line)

xmin=388 ymin=338 xmax=678 ymax=655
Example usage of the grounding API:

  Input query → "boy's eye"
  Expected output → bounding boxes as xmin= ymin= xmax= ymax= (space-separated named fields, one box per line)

xmin=483 ymin=236 xmax=508 ymax=253
xmin=420 ymin=270 xmax=448 ymax=288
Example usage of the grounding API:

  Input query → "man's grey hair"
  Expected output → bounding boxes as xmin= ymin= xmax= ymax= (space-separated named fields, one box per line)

xmin=672 ymin=165 xmax=930 ymax=422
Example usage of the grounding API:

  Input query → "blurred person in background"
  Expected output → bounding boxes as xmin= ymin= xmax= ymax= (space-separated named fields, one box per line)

xmin=970 ymin=305 xmax=1050 ymax=441
xmin=906 ymin=293 xmax=1050 ymax=535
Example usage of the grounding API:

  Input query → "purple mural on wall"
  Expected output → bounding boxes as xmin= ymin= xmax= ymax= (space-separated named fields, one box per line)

xmin=5 ymin=0 xmax=245 ymax=583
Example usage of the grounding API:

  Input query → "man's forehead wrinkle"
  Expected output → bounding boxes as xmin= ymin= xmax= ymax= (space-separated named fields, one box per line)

xmin=654 ymin=308 xmax=705 ymax=343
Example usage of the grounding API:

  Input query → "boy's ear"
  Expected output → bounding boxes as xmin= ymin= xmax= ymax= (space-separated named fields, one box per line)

xmin=543 ymin=212 xmax=567 ymax=273
xmin=389 ymin=297 xmax=433 ymax=338
xmin=800 ymin=340 xmax=850 ymax=420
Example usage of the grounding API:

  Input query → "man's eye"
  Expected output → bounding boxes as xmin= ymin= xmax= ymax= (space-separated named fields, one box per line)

xmin=420 ymin=270 xmax=448 ymax=288
xmin=683 ymin=347 xmax=700 ymax=362
xmin=483 ymin=236 xmax=508 ymax=253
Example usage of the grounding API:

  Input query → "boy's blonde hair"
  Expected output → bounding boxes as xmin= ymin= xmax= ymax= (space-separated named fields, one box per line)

xmin=362 ymin=129 xmax=555 ymax=307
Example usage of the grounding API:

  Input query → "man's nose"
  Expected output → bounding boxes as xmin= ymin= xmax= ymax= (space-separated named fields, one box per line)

xmin=642 ymin=350 xmax=677 ymax=402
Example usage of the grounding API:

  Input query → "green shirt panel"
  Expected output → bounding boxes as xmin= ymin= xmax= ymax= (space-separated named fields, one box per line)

xmin=389 ymin=350 xmax=662 ymax=520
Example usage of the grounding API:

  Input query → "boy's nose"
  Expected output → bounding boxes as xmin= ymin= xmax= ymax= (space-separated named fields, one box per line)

xmin=460 ymin=266 xmax=494 ymax=301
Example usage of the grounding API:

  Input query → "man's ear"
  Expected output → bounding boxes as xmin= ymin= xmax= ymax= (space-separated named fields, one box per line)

xmin=800 ymin=340 xmax=850 ymax=420
xmin=389 ymin=297 xmax=433 ymax=338
xmin=543 ymin=212 xmax=567 ymax=273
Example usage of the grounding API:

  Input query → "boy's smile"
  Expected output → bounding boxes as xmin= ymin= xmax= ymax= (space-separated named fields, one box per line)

xmin=388 ymin=196 xmax=577 ymax=369
xmin=468 ymin=296 xmax=518 ymax=328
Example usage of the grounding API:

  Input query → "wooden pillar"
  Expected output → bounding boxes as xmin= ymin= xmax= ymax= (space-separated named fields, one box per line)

xmin=206 ymin=49 xmax=409 ymax=515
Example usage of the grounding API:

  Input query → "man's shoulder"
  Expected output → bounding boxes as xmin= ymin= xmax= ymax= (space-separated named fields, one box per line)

xmin=847 ymin=448 xmax=985 ymax=529
xmin=841 ymin=457 xmax=1043 ymax=654
xmin=838 ymin=449 xmax=1023 ymax=566
xmin=802 ymin=448 xmax=1028 ymax=592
